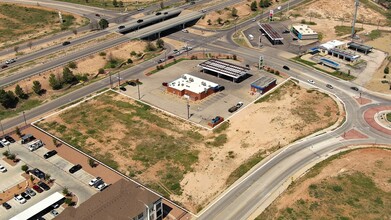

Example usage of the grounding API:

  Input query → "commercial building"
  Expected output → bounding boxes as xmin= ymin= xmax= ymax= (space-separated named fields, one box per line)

xmin=198 ymin=59 xmax=249 ymax=82
xmin=250 ymin=76 xmax=277 ymax=94
xmin=319 ymin=40 xmax=360 ymax=62
xmin=167 ymin=74 xmax=219 ymax=101
xmin=56 ymin=179 xmax=163 ymax=220
xmin=291 ymin=24 xmax=318 ymax=40
xmin=348 ymin=42 xmax=373 ymax=54
xmin=259 ymin=23 xmax=283 ymax=45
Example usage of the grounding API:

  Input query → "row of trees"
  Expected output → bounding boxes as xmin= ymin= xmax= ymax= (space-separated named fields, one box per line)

xmin=0 ymin=81 xmax=42 ymax=109
xmin=250 ymin=0 xmax=272 ymax=11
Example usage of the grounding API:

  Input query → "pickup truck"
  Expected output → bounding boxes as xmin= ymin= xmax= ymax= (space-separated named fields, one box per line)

xmin=228 ymin=102 xmax=243 ymax=113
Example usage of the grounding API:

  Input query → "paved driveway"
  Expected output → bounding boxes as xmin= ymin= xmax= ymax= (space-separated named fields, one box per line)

xmin=0 ymin=142 xmax=97 ymax=219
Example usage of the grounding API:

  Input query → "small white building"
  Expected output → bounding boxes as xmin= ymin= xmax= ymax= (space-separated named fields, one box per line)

xmin=167 ymin=74 xmax=219 ymax=101
xmin=291 ymin=24 xmax=318 ymax=40
xmin=319 ymin=40 xmax=347 ymax=52
xmin=319 ymin=40 xmax=360 ymax=62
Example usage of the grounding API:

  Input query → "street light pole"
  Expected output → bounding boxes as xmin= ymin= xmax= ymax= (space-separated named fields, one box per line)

xmin=109 ymin=73 xmax=113 ymax=88
xmin=22 ymin=111 xmax=27 ymax=126
xmin=187 ymin=98 xmax=190 ymax=119
xmin=117 ymin=72 xmax=121 ymax=87
xmin=137 ymin=83 xmax=141 ymax=100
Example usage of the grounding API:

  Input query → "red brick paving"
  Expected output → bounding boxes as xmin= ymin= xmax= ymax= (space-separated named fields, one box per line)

xmin=364 ymin=106 xmax=391 ymax=136
xmin=341 ymin=129 xmax=368 ymax=140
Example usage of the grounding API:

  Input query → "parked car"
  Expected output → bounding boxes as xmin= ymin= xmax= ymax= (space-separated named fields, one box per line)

xmin=326 ymin=84 xmax=333 ymax=89
xmin=137 ymin=19 xmax=143 ymax=23
xmin=0 ymin=138 xmax=10 ymax=146
xmin=14 ymin=194 xmax=27 ymax=204
xmin=33 ymin=185 xmax=44 ymax=193
xmin=44 ymin=150 xmax=57 ymax=159
xmin=50 ymin=209 xmax=59 ymax=217
xmin=120 ymin=86 xmax=126 ymax=91
xmin=97 ymin=182 xmax=109 ymax=191
xmin=127 ymin=81 xmax=137 ymax=86
xmin=228 ymin=102 xmax=244 ymax=113
xmin=31 ymin=168 xmax=45 ymax=179
xmin=283 ymin=65 xmax=290 ymax=70
xmin=52 ymin=203 xmax=60 ymax=209
xmin=137 ymin=7 xmax=144 ymax=11
xmin=292 ymin=37 xmax=298 ymax=41
xmin=2 ymin=202 xmax=11 ymax=210
xmin=0 ymin=164 xmax=7 ymax=173
xmin=38 ymin=181 xmax=50 ymax=191
xmin=307 ymin=79 xmax=315 ymax=84
xmin=0 ymin=142 xmax=4 ymax=148
xmin=157 ymin=58 xmax=165 ymax=64
xmin=182 ymin=29 xmax=189 ymax=33
xmin=21 ymin=192 xmax=31 ymax=200
xmin=95 ymin=13 xmax=100 ymax=17
xmin=62 ymin=41 xmax=71 ymax=46
xmin=118 ymin=25 xmax=125 ymax=29
xmin=282 ymin=30 xmax=290 ymax=34
xmin=26 ymin=188 xmax=36 ymax=197
xmin=3 ymin=135 xmax=15 ymax=143
xmin=350 ymin=86 xmax=359 ymax=91
xmin=89 ymin=177 xmax=102 ymax=186
xmin=69 ymin=164 xmax=82 ymax=174
xmin=5 ymin=59 xmax=16 ymax=64
xmin=93 ymin=179 xmax=104 ymax=188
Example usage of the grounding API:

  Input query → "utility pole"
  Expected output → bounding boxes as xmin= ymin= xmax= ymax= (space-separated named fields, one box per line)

xmin=351 ymin=0 xmax=359 ymax=39
xmin=187 ymin=98 xmax=190 ymax=119
xmin=117 ymin=72 xmax=121 ymax=87
xmin=22 ymin=111 xmax=27 ymax=126
xmin=109 ymin=73 xmax=113 ymax=88
xmin=137 ymin=83 xmax=141 ymax=100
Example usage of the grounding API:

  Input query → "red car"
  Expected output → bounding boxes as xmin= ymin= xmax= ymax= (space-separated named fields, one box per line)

xmin=32 ymin=185 xmax=43 ymax=193
xmin=1 ymin=65 xmax=8 ymax=69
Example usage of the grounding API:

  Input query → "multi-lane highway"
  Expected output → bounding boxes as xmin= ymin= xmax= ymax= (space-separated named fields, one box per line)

xmin=1 ymin=1 xmax=390 ymax=220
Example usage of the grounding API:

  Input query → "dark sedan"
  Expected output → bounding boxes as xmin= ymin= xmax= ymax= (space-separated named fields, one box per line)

xmin=69 ymin=164 xmax=82 ymax=174
xmin=33 ymin=185 xmax=43 ymax=193
xmin=3 ymin=135 xmax=15 ymax=143
xmin=2 ymin=202 xmax=11 ymax=210
xmin=43 ymin=150 xmax=57 ymax=159
xmin=38 ymin=181 xmax=50 ymax=191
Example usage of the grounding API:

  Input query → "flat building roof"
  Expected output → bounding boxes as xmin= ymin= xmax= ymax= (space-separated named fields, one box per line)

xmin=251 ymin=76 xmax=276 ymax=89
xmin=259 ymin=23 xmax=283 ymax=40
xmin=292 ymin=24 xmax=317 ymax=35
xmin=198 ymin=59 xmax=249 ymax=79
xmin=348 ymin=42 xmax=373 ymax=51
xmin=168 ymin=74 xmax=218 ymax=94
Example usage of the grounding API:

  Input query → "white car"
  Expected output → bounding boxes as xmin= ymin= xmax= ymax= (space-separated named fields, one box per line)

xmin=307 ymin=80 xmax=315 ymax=84
xmin=97 ymin=182 xmax=109 ymax=191
xmin=89 ymin=177 xmax=102 ymax=186
xmin=0 ymin=139 xmax=10 ymax=146
xmin=182 ymin=29 xmax=189 ymax=33
xmin=0 ymin=164 xmax=7 ymax=173
xmin=14 ymin=194 xmax=27 ymax=204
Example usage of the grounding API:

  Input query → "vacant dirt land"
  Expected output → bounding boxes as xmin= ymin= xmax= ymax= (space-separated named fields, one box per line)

xmin=257 ymin=147 xmax=391 ymax=220
xmin=289 ymin=0 xmax=388 ymax=42
xmin=37 ymin=81 xmax=342 ymax=212
xmin=0 ymin=3 xmax=86 ymax=48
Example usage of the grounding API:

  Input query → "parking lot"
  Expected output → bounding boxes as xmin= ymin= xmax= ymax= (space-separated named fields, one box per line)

xmin=0 ymin=140 xmax=97 ymax=219
xmin=120 ymin=59 xmax=282 ymax=127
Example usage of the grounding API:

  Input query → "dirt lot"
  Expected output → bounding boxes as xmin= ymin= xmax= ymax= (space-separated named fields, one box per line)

xmin=0 ymin=3 xmax=86 ymax=49
xmin=288 ymin=0 xmax=389 ymax=42
xmin=257 ymin=147 xmax=391 ymax=219
xmin=35 ymin=79 xmax=342 ymax=212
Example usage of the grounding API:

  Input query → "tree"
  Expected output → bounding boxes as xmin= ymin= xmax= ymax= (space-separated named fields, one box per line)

xmin=88 ymin=158 xmax=96 ymax=167
xmin=62 ymin=187 xmax=70 ymax=196
xmin=64 ymin=198 xmax=73 ymax=205
xmin=119 ymin=1 xmax=124 ymax=7
xmin=259 ymin=0 xmax=271 ymax=8
xmin=231 ymin=7 xmax=238 ymax=17
xmin=53 ymin=138 xmax=58 ymax=147
xmin=0 ymin=89 xmax=18 ymax=108
xmin=217 ymin=17 xmax=223 ymax=24
xmin=14 ymin=46 xmax=19 ymax=54
xmin=62 ymin=67 xmax=77 ymax=84
xmin=98 ymin=19 xmax=109 ymax=29
xmin=68 ymin=61 xmax=77 ymax=69
xmin=15 ymin=85 xmax=27 ymax=99
xmin=45 ymin=173 xmax=51 ymax=181
xmin=385 ymin=66 xmax=389 ymax=74
xmin=15 ymin=126 xmax=22 ymax=137
xmin=72 ymin=28 xmax=78 ymax=35
xmin=27 ymin=41 xmax=33 ymax=49
xmin=127 ymin=58 xmax=133 ymax=64
xmin=250 ymin=1 xmax=257 ymax=11
xmin=32 ymin=81 xmax=42 ymax=95
xmin=49 ymin=74 xmax=62 ymax=90
xmin=156 ymin=39 xmax=165 ymax=48
xmin=112 ymin=0 xmax=118 ymax=7
xmin=21 ymin=164 xmax=29 ymax=173
xmin=145 ymin=41 xmax=156 ymax=51
xmin=98 ymin=68 xmax=105 ymax=74
xmin=207 ymin=19 xmax=212 ymax=25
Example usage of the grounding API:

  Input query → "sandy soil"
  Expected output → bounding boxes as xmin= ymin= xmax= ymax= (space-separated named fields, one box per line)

xmin=289 ymin=0 xmax=388 ymax=42
xmin=260 ymin=147 xmax=391 ymax=219
xmin=0 ymin=3 xmax=86 ymax=49
xmin=196 ymin=1 xmax=252 ymax=28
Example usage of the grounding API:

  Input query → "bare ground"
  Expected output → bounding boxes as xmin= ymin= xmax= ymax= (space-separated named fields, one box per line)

xmin=258 ymin=147 xmax=391 ymax=219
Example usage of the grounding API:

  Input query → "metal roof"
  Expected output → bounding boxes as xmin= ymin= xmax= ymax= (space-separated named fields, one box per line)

xmin=259 ymin=23 xmax=283 ymax=40
xmin=125 ymin=11 xmax=204 ymax=39
xmin=348 ymin=42 xmax=373 ymax=51
xmin=198 ymin=59 xmax=249 ymax=79
xmin=251 ymin=76 xmax=276 ymax=89
xmin=329 ymin=48 xmax=360 ymax=59
xmin=118 ymin=8 xmax=182 ymax=33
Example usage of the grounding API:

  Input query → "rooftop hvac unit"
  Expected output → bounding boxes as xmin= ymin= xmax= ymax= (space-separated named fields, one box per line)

xmin=201 ymin=81 xmax=206 ymax=86
xmin=182 ymin=75 xmax=187 ymax=79
xmin=189 ymin=77 xmax=194 ymax=82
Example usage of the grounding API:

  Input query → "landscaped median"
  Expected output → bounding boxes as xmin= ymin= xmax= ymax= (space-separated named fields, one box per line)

xmin=34 ymin=79 xmax=344 ymax=213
